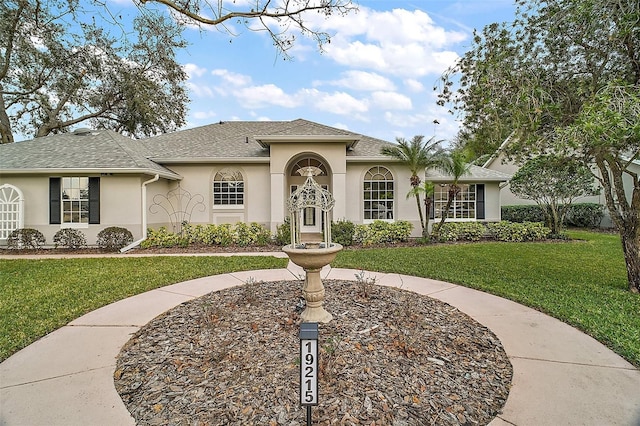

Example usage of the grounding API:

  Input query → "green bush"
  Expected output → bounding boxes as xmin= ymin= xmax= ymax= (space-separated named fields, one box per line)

xmin=331 ymin=219 xmax=355 ymax=246
xmin=141 ymin=227 xmax=186 ymax=248
xmin=234 ymin=222 xmax=272 ymax=246
xmin=501 ymin=205 xmax=546 ymax=223
xmin=275 ymin=219 xmax=291 ymax=246
xmin=353 ymin=220 xmax=413 ymax=246
xmin=53 ymin=229 xmax=86 ymax=249
xmin=142 ymin=222 xmax=272 ymax=248
xmin=503 ymin=203 xmax=605 ymax=228
xmin=7 ymin=228 xmax=46 ymax=249
xmin=487 ymin=221 xmax=550 ymax=242
xmin=97 ymin=227 xmax=134 ymax=250
xmin=437 ymin=222 xmax=487 ymax=242
xmin=565 ymin=203 xmax=604 ymax=228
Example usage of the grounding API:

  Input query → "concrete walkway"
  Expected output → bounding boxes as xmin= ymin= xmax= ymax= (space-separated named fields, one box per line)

xmin=1 ymin=257 xmax=639 ymax=425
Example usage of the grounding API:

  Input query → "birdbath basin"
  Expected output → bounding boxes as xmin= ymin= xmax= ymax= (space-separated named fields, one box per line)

xmin=283 ymin=243 xmax=343 ymax=323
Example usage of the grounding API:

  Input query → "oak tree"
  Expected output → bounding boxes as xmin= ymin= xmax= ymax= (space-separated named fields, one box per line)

xmin=438 ymin=0 xmax=640 ymax=292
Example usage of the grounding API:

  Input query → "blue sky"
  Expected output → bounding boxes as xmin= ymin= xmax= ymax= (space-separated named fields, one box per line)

xmin=111 ymin=0 xmax=517 ymax=144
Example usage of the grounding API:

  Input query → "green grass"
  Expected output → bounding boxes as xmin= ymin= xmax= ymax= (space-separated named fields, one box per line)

xmin=333 ymin=230 xmax=640 ymax=367
xmin=1 ymin=231 xmax=639 ymax=368
xmin=0 ymin=255 xmax=287 ymax=361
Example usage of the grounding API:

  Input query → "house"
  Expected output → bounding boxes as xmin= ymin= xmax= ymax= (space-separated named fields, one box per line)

xmin=0 ymin=119 xmax=510 ymax=246
xmin=482 ymin=134 xmax=621 ymax=227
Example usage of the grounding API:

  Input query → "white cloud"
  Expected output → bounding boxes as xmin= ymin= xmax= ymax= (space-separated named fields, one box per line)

xmin=186 ymin=82 xmax=216 ymax=98
xmin=192 ymin=110 xmax=217 ymax=120
xmin=235 ymin=84 xmax=300 ymax=108
xmin=316 ymin=71 xmax=395 ymax=91
xmin=184 ymin=63 xmax=207 ymax=78
xmin=211 ymin=69 xmax=252 ymax=86
xmin=404 ymin=79 xmax=425 ymax=92
xmin=370 ymin=91 xmax=412 ymax=110
xmin=311 ymin=91 xmax=369 ymax=115
xmin=301 ymin=6 xmax=466 ymax=77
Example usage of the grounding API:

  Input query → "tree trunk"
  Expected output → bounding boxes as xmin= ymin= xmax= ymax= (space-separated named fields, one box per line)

xmin=0 ymin=87 xmax=14 ymax=144
xmin=621 ymin=233 xmax=640 ymax=293
xmin=414 ymin=193 xmax=426 ymax=237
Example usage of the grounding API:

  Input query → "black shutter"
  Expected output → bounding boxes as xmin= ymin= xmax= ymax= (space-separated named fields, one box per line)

xmin=49 ymin=178 xmax=61 ymax=224
xmin=89 ymin=177 xmax=100 ymax=224
xmin=476 ymin=184 xmax=485 ymax=220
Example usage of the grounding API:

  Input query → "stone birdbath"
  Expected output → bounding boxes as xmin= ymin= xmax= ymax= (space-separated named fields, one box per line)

xmin=282 ymin=166 xmax=342 ymax=323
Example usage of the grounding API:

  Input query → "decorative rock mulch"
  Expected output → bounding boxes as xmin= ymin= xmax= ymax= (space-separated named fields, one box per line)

xmin=114 ymin=278 xmax=512 ymax=425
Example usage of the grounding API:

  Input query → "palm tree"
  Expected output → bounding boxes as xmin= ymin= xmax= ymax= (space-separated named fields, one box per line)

xmin=432 ymin=149 xmax=472 ymax=235
xmin=381 ymin=136 xmax=444 ymax=238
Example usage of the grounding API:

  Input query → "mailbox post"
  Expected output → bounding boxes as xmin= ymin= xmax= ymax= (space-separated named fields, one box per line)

xmin=299 ymin=322 xmax=318 ymax=425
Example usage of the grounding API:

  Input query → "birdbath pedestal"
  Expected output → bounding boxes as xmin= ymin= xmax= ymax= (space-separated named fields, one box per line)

xmin=283 ymin=243 xmax=343 ymax=323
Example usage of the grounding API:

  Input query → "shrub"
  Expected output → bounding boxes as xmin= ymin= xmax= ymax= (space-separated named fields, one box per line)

xmin=275 ymin=219 xmax=291 ymax=246
xmin=565 ymin=203 xmax=604 ymax=228
xmin=437 ymin=222 xmax=487 ymax=242
xmin=331 ymin=219 xmax=355 ymax=246
xmin=53 ymin=228 xmax=86 ymax=249
xmin=7 ymin=228 xmax=46 ymax=249
xmin=214 ymin=224 xmax=235 ymax=246
xmin=249 ymin=222 xmax=273 ymax=246
xmin=142 ymin=227 xmax=187 ymax=248
xmin=353 ymin=220 xmax=413 ymax=246
xmin=487 ymin=221 xmax=550 ymax=242
xmin=234 ymin=222 xmax=272 ymax=246
xmin=97 ymin=226 xmax=134 ymax=250
xmin=501 ymin=205 xmax=546 ymax=223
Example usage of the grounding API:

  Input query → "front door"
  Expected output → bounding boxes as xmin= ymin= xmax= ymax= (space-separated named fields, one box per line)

xmin=290 ymin=185 xmax=326 ymax=233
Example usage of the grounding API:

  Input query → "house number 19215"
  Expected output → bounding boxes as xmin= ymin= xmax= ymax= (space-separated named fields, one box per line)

xmin=300 ymin=339 xmax=318 ymax=405
xmin=299 ymin=322 xmax=319 ymax=409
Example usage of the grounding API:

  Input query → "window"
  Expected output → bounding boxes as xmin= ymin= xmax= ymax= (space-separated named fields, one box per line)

xmin=62 ymin=177 xmax=89 ymax=223
xmin=49 ymin=177 xmax=99 ymax=225
xmin=434 ymin=184 xmax=476 ymax=220
xmin=0 ymin=184 xmax=24 ymax=240
xmin=364 ymin=166 xmax=394 ymax=220
xmin=213 ymin=170 xmax=244 ymax=207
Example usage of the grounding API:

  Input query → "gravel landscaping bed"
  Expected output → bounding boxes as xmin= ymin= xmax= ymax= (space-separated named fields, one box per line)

xmin=114 ymin=279 xmax=512 ymax=425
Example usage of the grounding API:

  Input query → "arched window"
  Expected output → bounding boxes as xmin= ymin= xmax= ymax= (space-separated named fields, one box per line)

xmin=0 ymin=184 xmax=24 ymax=240
xmin=290 ymin=158 xmax=328 ymax=176
xmin=364 ymin=166 xmax=394 ymax=220
xmin=213 ymin=169 xmax=244 ymax=207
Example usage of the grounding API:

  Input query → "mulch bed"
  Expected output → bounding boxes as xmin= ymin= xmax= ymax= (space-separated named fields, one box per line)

xmin=114 ymin=279 xmax=512 ymax=426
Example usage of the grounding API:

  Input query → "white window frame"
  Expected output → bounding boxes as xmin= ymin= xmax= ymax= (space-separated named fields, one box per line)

xmin=363 ymin=166 xmax=394 ymax=223
xmin=62 ymin=177 xmax=90 ymax=225
xmin=0 ymin=184 xmax=24 ymax=240
xmin=434 ymin=183 xmax=477 ymax=221
xmin=213 ymin=170 xmax=244 ymax=209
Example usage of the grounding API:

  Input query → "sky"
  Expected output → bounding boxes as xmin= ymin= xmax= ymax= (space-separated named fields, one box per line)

xmin=111 ymin=0 xmax=518 ymax=144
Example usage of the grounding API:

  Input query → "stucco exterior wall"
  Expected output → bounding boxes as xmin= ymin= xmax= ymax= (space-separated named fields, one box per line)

xmin=0 ymin=174 xmax=145 ymax=245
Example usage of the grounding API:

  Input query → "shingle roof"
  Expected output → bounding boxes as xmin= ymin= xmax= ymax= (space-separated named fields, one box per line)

xmin=140 ymin=118 xmax=395 ymax=161
xmin=425 ymin=164 xmax=511 ymax=182
xmin=0 ymin=129 xmax=180 ymax=179
xmin=0 ymin=119 xmax=401 ymax=175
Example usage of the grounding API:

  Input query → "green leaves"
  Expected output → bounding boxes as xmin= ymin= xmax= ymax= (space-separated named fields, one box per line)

xmin=1 ymin=0 xmax=189 ymax=141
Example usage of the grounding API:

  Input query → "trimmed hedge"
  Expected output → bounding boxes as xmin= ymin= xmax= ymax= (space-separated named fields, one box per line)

xmin=53 ymin=229 xmax=86 ymax=249
xmin=143 ymin=222 xmax=273 ymax=248
xmin=502 ymin=203 xmax=604 ymax=228
xmin=436 ymin=222 xmax=487 ymax=242
xmin=7 ymin=228 xmax=46 ymax=249
xmin=97 ymin=227 xmax=134 ymax=250
xmin=353 ymin=220 xmax=413 ymax=246
xmin=487 ymin=221 xmax=550 ymax=242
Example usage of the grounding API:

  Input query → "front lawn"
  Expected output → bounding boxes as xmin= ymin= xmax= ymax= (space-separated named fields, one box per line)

xmin=0 ymin=255 xmax=288 ymax=362
xmin=1 ymin=231 xmax=638 ymax=368
xmin=333 ymin=230 xmax=640 ymax=367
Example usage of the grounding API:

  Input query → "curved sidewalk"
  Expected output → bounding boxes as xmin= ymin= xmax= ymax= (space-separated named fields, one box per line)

xmin=1 ymin=260 xmax=639 ymax=425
